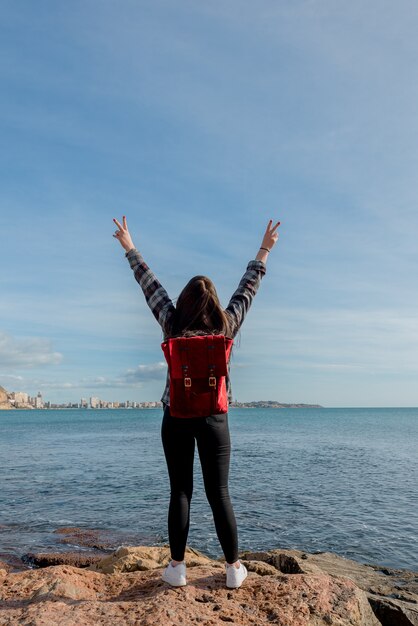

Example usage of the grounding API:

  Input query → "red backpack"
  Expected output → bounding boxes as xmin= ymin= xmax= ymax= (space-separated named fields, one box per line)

xmin=161 ymin=334 xmax=234 ymax=418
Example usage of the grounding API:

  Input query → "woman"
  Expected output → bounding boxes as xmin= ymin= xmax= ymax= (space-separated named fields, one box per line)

xmin=113 ymin=215 xmax=280 ymax=588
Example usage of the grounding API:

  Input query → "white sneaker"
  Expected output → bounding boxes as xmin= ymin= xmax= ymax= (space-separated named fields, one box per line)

xmin=161 ymin=560 xmax=187 ymax=586
xmin=225 ymin=561 xmax=248 ymax=588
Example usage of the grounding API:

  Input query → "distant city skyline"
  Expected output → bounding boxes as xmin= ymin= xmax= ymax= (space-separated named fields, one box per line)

xmin=1 ymin=383 xmax=321 ymax=410
xmin=1 ymin=386 xmax=163 ymax=410
xmin=2 ymin=2 xmax=418 ymax=407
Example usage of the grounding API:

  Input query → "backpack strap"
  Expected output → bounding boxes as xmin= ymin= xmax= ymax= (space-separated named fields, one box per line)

xmin=206 ymin=335 xmax=216 ymax=387
xmin=178 ymin=338 xmax=192 ymax=393
xmin=206 ymin=335 xmax=217 ymax=414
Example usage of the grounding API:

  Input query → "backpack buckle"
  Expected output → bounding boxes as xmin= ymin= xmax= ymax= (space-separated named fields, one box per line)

xmin=208 ymin=376 xmax=216 ymax=387
xmin=184 ymin=377 xmax=192 ymax=388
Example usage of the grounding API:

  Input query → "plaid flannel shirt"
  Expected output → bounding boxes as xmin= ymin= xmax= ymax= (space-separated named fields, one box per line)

xmin=125 ymin=248 xmax=267 ymax=407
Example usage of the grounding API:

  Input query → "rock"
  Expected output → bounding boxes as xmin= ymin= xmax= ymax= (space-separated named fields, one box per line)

xmin=0 ymin=559 xmax=379 ymax=626
xmin=30 ymin=575 xmax=95 ymax=601
xmin=88 ymin=544 xmax=218 ymax=574
xmin=243 ymin=559 xmax=279 ymax=576
xmin=21 ymin=551 xmax=106 ymax=569
xmin=0 ymin=386 xmax=13 ymax=410
xmin=0 ymin=553 xmax=28 ymax=573
xmin=368 ymin=592 xmax=418 ymax=626
xmin=1 ymin=545 xmax=416 ymax=624
xmin=239 ymin=548 xmax=418 ymax=626
xmin=54 ymin=526 xmax=116 ymax=550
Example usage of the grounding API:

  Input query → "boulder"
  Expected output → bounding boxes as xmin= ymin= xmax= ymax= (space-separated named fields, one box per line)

xmin=88 ymin=544 xmax=217 ymax=573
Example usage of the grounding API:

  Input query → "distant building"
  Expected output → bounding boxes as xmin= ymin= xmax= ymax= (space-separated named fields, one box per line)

xmin=11 ymin=391 xmax=29 ymax=404
xmin=34 ymin=392 xmax=44 ymax=409
xmin=90 ymin=396 xmax=100 ymax=409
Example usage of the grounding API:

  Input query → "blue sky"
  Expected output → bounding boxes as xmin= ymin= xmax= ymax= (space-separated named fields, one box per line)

xmin=1 ymin=0 xmax=418 ymax=407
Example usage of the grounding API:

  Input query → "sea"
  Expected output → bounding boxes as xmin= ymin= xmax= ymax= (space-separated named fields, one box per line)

xmin=0 ymin=407 xmax=417 ymax=571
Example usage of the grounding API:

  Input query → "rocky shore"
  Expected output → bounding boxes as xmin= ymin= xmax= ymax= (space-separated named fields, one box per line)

xmin=1 ymin=531 xmax=417 ymax=625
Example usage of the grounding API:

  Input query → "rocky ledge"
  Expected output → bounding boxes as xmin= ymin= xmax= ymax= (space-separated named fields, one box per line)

xmin=0 ymin=545 xmax=417 ymax=625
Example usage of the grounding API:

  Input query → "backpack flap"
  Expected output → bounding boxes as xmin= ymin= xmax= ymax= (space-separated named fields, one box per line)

xmin=162 ymin=335 xmax=232 ymax=380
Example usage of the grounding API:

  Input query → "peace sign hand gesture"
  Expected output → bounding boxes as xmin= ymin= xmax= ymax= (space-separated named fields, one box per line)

xmin=113 ymin=216 xmax=135 ymax=253
xmin=260 ymin=219 xmax=281 ymax=251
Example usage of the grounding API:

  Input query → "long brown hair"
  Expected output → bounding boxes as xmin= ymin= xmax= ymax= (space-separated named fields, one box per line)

xmin=168 ymin=275 xmax=232 ymax=339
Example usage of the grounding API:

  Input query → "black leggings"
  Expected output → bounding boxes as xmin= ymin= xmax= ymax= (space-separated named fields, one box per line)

xmin=160 ymin=404 xmax=239 ymax=563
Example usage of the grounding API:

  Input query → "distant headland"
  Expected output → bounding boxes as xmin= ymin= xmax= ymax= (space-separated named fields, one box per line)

xmin=0 ymin=385 xmax=14 ymax=410
xmin=230 ymin=400 xmax=323 ymax=408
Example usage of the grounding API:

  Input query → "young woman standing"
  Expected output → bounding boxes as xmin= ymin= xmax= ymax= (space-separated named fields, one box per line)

xmin=113 ymin=216 xmax=280 ymax=588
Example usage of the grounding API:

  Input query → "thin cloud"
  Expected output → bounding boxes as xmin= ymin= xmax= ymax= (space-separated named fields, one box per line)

xmin=124 ymin=362 xmax=167 ymax=383
xmin=240 ymin=306 xmax=418 ymax=374
xmin=0 ymin=333 xmax=62 ymax=369
xmin=31 ymin=362 xmax=167 ymax=391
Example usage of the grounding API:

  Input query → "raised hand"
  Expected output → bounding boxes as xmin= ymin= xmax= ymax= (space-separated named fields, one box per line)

xmin=113 ymin=215 xmax=135 ymax=253
xmin=260 ymin=219 xmax=281 ymax=251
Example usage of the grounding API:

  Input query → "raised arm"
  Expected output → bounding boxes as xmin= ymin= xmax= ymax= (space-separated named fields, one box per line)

xmin=225 ymin=219 xmax=280 ymax=337
xmin=113 ymin=216 xmax=175 ymax=335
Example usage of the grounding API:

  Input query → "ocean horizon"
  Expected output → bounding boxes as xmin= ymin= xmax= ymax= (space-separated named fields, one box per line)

xmin=1 ymin=407 xmax=417 ymax=572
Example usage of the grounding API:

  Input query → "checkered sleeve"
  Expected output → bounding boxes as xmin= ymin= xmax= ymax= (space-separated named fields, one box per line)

xmin=125 ymin=248 xmax=175 ymax=335
xmin=225 ymin=259 xmax=267 ymax=337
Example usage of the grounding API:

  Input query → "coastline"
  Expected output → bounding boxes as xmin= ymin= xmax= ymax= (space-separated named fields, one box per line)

xmin=1 ymin=532 xmax=416 ymax=625
xmin=1 ymin=384 xmax=322 ymax=409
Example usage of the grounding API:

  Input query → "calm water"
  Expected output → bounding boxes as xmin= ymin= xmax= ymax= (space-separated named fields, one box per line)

xmin=0 ymin=408 xmax=417 ymax=571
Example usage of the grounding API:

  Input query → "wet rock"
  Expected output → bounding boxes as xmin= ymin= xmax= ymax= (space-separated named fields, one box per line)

xmin=0 ymin=553 xmax=29 ymax=573
xmin=21 ymin=551 xmax=106 ymax=569
xmin=54 ymin=526 xmax=116 ymax=550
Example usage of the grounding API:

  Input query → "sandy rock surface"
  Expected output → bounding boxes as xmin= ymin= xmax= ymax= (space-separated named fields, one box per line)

xmin=240 ymin=548 xmax=418 ymax=626
xmin=0 ymin=545 xmax=389 ymax=625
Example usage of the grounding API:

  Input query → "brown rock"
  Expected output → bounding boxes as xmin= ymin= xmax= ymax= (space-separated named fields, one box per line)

xmin=89 ymin=544 xmax=219 ymax=574
xmin=30 ymin=575 xmax=96 ymax=602
xmin=0 ymin=553 xmax=28 ymax=573
xmin=239 ymin=548 xmax=418 ymax=626
xmin=54 ymin=526 xmax=115 ymax=550
xmin=0 ymin=547 xmax=380 ymax=626
xmin=243 ymin=559 xmax=279 ymax=576
xmin=2 ymin=545 xmax=416 ymax=624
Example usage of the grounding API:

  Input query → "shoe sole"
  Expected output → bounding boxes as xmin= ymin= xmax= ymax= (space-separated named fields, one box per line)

xmin=162 ymin=578 xmax=187 ymax=586
xmin=161 ymin=568 xmax=187 ymax=586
